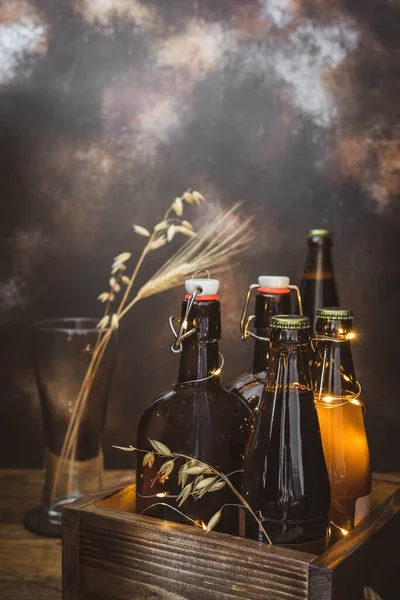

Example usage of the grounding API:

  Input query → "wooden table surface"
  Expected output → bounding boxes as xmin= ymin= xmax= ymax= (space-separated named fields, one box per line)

xmin=0 ymin=469 xmax=134 ymax=600
xmin=0 ymin=470 xmax=399 ymax=600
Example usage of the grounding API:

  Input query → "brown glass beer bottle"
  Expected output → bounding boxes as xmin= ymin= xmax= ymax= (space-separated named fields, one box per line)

xmin=243 ymin=315 xmax=331 ymax=552
xmin=312 ymin=308 xmax=371 ymax=534
xmin=230 ymin=276 xmax=299 ymax=413
xmin=300 ymin=230 xmax=339 ymax=336
xmin=136 ymin=278 xmax=253 ymax=535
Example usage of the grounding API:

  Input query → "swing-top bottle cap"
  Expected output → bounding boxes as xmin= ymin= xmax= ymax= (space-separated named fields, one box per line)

xmin=316 ymin=307 xmax=353 ymax=320
xmin=270 ymin=315 xmax=310 ymax=330
xmin=258 ymin=276 xmax=290 ymax=289
xmin=185 ymin=278 xmax=219 ymax=296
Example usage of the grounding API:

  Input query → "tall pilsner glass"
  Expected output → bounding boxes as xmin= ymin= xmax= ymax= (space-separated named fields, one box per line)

xmin=25 ymin=318 xmax=116 ymax=536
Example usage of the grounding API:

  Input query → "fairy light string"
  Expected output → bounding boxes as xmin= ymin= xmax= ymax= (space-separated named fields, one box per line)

xmin=179 ymin=352 xmax=225 ymax=385
xmin=312 ymin=331 xmax=365 ymax=412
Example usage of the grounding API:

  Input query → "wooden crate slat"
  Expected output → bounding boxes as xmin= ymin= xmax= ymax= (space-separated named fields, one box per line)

xmin=63 ymin=476 xmax=400 ymax=600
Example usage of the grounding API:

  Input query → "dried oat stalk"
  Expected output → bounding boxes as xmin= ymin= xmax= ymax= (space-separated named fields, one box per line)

xmin=115 ymin=440 xmax=272 ymax=543
xmin=54 ymin=190 xmax=253 ymax=501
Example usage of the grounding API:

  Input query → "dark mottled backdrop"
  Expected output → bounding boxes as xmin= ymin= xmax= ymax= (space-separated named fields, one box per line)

xmin=1 ymin=0 xmax=399 ymax=470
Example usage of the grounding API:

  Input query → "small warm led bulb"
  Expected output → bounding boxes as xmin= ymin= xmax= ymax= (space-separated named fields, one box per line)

xmin=347 ymin=332 xmax=356 ymax=340
xmin=156 ymin=492 xmax=167 ymax=498
xmin=324 ymin=396 xmax=334 ymax=403
xmin=350 ymin=399 xmax=361 ymax=406
xmin=340 ymin=528 xmax=349 ymax=536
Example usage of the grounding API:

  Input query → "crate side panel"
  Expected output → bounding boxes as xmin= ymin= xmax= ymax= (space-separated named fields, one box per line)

xmin=75 ymin=508 xmax=312 ymax=600
xmin=309 ymin=487 xmax=400 ymax=600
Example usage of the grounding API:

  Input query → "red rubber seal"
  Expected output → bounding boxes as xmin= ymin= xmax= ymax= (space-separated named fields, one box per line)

xmin=185 ymin=294 xmax=219 ymax=301
xmin=258 ymin=287 xmax=290 ymax=295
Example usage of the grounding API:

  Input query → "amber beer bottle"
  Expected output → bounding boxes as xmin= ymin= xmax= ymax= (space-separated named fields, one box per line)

xmin=300 ymin=230 xmax=339 ymax=335
xmin=312 ymin=308 xmax=371 ymax=533
xmin=230 ymin=276 xmax=294 ymax=412
xmin=136 ymin=278 xmax=253 ymax=535
xmin=243 ymin=315 xmax=331 ymax=551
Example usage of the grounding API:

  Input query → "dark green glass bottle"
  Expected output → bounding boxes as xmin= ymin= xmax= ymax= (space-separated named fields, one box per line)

xmin=230 ymin=276 xmax=293 ymax=413
xmin=312 ymin=308 xmax=371 ymax=533
xmin=136 ymin=279 xmax=254 ymax=535
xmin=300 ymin=230 xmax=339 ymax=336
xmin=243 ymin=315 xmax=331 ymax=552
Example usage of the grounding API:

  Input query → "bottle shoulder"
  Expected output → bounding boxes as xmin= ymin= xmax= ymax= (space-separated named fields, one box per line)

xmin=229 ymin=372 xmax=266 ymax=412
xmin=138 ymin=381 xmax=254 ymax=420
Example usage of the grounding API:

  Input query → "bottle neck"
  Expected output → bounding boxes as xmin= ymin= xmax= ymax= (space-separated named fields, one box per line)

xmin=177 ymin=339 xmax=220 ymax=384
xmin=252 ymin=339 xmax=269 ymax=374
xmin=251 ymin=291 xmax=292 ymax=375
xmin=312 ymin=319 xmax=357 ymax=398
xmin=303 ymin=240 xmax=335 ymax=281
xmin=176 ymin=298 xmax=221 ymax=385
xmin=265 ymin=331 xmax=312 ymax=393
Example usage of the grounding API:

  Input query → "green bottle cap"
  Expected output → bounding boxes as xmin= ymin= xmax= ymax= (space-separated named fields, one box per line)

xmin=308 ymin=229 xmax=332 ymax=238
xmin=270 ymin=315 xmax=311 ymax=330
xmin=316 ymin=308 xmax=353 ymax=320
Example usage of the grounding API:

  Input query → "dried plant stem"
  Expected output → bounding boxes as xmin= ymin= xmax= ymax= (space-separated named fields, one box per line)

xmin=53 ymin=192 xmax=253 ymax=504
xmin=140 ymin=503 xmax=206 ymax=528
xmin=124 ymin=446 xmax=272 ymax=545
xmin=51 ymin=328 xmax=112 ymax=499
xmin=173 ymin=452 xmax=272 ymax=545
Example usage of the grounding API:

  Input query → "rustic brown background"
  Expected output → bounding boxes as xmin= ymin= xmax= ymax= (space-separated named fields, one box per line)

xmin=1 ymin=0 xmax=399 ymax=471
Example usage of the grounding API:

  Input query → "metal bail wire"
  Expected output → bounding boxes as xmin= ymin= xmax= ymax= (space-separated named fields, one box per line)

xmin=240 ymin=284 xmax=268 ymax=342
xmin=288 ymin=285 xmax=303 ymax=316
xmin=240 ymin=283 xmax=303 ymax=342
xmin=169 ymin=285 xmax=202 ymax=354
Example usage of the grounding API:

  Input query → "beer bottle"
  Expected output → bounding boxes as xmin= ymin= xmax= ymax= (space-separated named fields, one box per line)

xmin=312 ymin=308 xmax=371 ymax=533
xmin=136 ymin=278 xmax=254 ymax=535
xmin=243 ymin=315 xmax=331 ymax=552
xmin=230 ymin=276 xmax=300 ymax=413
xmin=300 ymin=230 xmax=339 ymax=335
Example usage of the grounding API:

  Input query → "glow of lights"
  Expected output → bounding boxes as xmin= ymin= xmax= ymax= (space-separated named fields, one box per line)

xmin=195 ymin=519 xmax=208 ymax=531
xmin=156 ymin=492 xmax=167 ymax=498
xmin=340 ymin=528 xmax=349 ymax=536
xmin=346 ymin=332 xmax=356 ymax=340
xmin=350 ymin=399 xmax=361 ymax=406
xmin=324 ymin=396 xmax=334 ymax=403
xmin=213 ymin=367 xmax=222 ymax=376
xmin=182 ymin=319 xmax=188 ymax=330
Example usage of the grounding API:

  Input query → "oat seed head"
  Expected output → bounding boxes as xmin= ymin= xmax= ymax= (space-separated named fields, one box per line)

xmin=136 ymin=204 xmax=253 ymax=301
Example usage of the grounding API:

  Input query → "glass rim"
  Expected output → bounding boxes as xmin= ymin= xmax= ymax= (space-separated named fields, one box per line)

xmin=33 ymin=317 xmax=106 ymax=333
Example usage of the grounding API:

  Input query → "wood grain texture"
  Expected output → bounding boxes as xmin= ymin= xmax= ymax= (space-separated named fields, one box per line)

xmin=0 ymin=469 xmax=133 ymax=600
xmin=309 ymin=486 xmax=400 ymax=600
xmin=63 ymin=474 xmax=400 ymax=600
xmin=0 ymin=469 xmax=397 ymax=600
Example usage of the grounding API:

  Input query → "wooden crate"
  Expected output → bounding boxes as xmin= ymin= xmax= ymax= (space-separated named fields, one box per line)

xmin=62 ymin=474 xmax=400 ymax=600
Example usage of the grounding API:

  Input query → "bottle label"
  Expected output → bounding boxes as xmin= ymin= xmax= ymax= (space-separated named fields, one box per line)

xmin=354 ymin=493 xmax=371 ymax=526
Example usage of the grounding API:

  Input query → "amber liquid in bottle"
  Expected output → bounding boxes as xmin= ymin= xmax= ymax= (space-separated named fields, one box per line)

xmin=300 ymin=230 xmax=339 ymax=336
xmin=136 ymin=294 xmax=254 ymax=535
xmin=230 ymin=287 xmax=291 ymax=412
xmin=243 ymin=316 xmax=331 ymax=552
xmin=312 ymin=308 xmax=371 ymax=533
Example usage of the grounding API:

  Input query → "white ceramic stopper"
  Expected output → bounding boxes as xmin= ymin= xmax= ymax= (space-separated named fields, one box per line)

xmin=185 ymin=278 xmax=219 ymax=296
xmin=258 ymin=276 xmax=290 ymax=289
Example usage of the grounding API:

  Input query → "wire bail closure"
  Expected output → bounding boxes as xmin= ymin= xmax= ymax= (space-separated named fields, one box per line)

xmin=169 ymin=285 xmax=202 ymax=353
xmin=240 ymin=284 xmax=303 ymax=342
